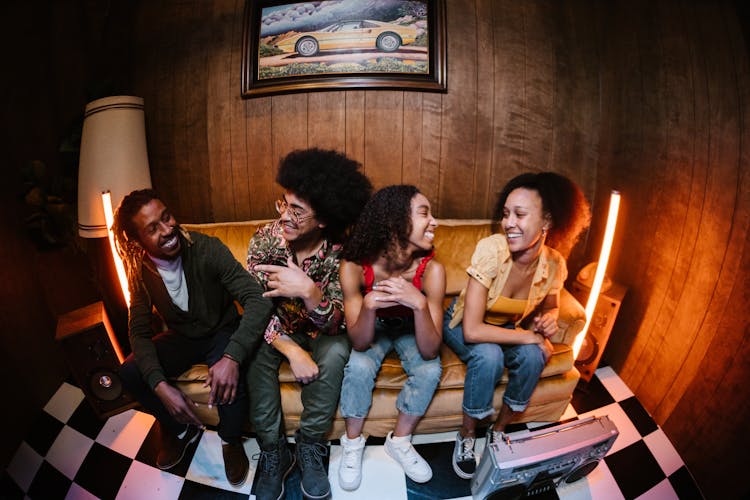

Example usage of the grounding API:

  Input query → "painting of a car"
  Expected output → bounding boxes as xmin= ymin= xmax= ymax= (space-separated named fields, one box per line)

xmin=273 ymin=19 xmax=418 ymax=57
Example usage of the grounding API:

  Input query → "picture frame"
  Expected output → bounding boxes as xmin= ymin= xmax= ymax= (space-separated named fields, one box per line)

xmin=241 ymin=0 xmax=447 ymax=98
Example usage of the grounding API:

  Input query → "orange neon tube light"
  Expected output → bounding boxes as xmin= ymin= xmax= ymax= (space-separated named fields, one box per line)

xmin=573 ymin=190 xmax=621 ymax=359
xmin=102 ymin=191 xmax=131 ymax=308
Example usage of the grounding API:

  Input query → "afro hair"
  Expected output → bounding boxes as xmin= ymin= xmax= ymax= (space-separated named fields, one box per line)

xmin=277 ymin=148 xmax=373 ymax=243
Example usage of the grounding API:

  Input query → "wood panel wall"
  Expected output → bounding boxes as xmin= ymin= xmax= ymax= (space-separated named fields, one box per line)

xmin=132 ymin=1 xmax=749 ymax=496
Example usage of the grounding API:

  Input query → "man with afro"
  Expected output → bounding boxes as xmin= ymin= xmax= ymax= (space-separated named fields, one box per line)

xmin=246 ymin=148 xmax=372 ymax=500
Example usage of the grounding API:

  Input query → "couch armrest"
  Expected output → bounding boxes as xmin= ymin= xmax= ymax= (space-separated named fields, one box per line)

xmin=553 ymin=287 xmax=586 ymax=346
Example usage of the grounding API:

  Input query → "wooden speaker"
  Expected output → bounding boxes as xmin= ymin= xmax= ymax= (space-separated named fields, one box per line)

xmin=570 ymin=281 xmax=627 ymax=382
xmin=55 ymin=302 xmax=138 ymax=418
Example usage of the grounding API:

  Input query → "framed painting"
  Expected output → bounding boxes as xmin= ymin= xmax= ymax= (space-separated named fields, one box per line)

xmin=241 ymin=0 xmax=447 ymax=98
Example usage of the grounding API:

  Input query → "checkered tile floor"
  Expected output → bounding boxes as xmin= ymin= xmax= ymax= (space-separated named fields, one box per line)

xmin=3 ymin=366 xmax=703 ymax=499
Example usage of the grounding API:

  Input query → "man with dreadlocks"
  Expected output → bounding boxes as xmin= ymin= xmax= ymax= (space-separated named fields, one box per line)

xmin=114 ymin=189 xmax=272 ymax=487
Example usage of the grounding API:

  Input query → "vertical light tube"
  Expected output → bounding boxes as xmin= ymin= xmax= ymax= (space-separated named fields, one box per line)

xmin=573 ymin=190 xmax=621 ymax=359
xmin=102 ymin=191 xmax=131 ymax=308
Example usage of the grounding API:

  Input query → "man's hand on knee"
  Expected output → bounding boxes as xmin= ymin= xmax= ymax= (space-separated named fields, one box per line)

xmin=206 ymin=355 xmax=239 ymax=407
xmin=154 ymin=381 xmax=202 ymax=426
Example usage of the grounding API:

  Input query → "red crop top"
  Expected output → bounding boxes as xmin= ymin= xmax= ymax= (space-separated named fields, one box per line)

xmin=362 ymin=251 xmax=435 ymax=318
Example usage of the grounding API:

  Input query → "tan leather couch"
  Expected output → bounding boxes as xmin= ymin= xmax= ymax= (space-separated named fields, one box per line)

xmin=176 ymin=219 xmax=585 ymax=438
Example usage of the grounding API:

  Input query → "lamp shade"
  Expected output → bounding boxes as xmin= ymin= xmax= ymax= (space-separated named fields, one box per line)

xmin=78 ymin=96 xmax=152 ymax=238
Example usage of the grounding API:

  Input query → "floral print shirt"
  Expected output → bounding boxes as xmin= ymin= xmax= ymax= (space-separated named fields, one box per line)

xmin=247 ymin=219 xmax=344 ymax=343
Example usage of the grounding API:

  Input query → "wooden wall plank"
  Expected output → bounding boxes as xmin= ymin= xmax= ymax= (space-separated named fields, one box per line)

xmin=520 ymin=1 xmax=555 ymax=173
xmin=401 ymin=92 xmax=423 ymax=189
xmin=420 ymin=93 xmax=443 ymax=213
xmin=207 ymin=0 xmax=239 ymax=221
xmin=228 ymin=1 xmax=254 ymax=220
xmin=472 ymin=0 xmax=496 ymax=218
xmin=308 ymin=91 xmax=346 ymax=151
xmin=489 ymin=1 xmax=530 ymax=202
xmin=437 ymin=0 xmax=477 ymax=217
xmin=244 ymin=97 xmax=275 ymax=219
xmin=169 ymin=0 xmax=208 ymax=221
xmin=363 ymin=91 xmax=404 ymax=189
xmin=140 ymin=3 xmax=179 ymax=214
xmin=597 ymin=2 xmax=664 ymax=385
xmin=618 ymin=0 xmax=692 ymax=402
xmin=272 ymin=94 xmax=309 ymax=158
xmin=548 ymin=1 xmax=601 ymax=264
xmin=345 ymin=91 xmax=366 ymax=166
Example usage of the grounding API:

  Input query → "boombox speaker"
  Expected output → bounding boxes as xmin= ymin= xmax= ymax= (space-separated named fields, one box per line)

xmin=56 ymin=302 xmax=138 ymax=419
xmin=471 ymin=416 xmax=619 ymax=500
xmin=570 ymin=281 xmax=627 ymax=382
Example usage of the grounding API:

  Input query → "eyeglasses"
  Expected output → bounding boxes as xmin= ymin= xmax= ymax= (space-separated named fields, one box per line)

xmin=275 ymin=197 xmax=314 ymax=224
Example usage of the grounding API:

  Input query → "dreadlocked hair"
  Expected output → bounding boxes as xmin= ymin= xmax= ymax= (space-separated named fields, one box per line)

xmin=343 ymin=185 xmax=420 ymax=264
xmin=111 ymin=189 xmax=190 ymax=294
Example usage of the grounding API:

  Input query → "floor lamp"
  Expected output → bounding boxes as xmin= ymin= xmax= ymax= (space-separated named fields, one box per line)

xmin=77 ymin=95 xmax=152 ymax=354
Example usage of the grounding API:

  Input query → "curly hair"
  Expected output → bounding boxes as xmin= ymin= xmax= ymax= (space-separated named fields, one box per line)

xmin=343 ymin=184 xmax=421 ymax=264
xmin=493 ymin=172 xmax=591 ymax=256
xmin=111 ymin=189 xmax=189 ymax=293
xmin=277 ymin=148 xmax=373 ymax=243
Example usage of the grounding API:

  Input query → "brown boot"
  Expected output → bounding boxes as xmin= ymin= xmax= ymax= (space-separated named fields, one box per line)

xmin=222 ymin=441 xmax=250 ymax=486
xmin=156 ymin=424 xmax=201 ymax=470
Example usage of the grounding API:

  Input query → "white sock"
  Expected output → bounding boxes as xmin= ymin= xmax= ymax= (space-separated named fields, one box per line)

xmin=390 ymin=433 xmax=412 ymax=443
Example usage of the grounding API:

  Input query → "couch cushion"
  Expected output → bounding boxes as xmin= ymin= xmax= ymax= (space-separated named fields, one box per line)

xmin=175 ymin=342 xmax=574 ymax=389
xmin=365 ymin=342 xmax=573 ymax=390
xmin=182 ymin=220 xmax=273 ymax=267
xmin=432 ymin=219 xmax=493 ymax=296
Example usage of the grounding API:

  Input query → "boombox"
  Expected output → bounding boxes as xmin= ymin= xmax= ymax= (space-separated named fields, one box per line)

xmin=471 ymin=416 xmax=619 ymax=500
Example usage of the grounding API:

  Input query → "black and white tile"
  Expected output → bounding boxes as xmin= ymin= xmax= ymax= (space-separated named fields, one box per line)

xmin=3 ymin=366 xmax=703 ymax=499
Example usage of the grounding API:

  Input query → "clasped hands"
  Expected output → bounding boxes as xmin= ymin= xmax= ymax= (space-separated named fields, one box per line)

xmin=367 ymin=275 xmax=425 ymax=310
xmin=530 ymin=311 xmax=558 ymax=363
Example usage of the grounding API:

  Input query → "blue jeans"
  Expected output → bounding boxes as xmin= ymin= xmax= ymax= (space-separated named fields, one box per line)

xmin=442 ymin=299 xmax=546 ymax=419
xmin=340 ymin=317 xmax=442 ymax=418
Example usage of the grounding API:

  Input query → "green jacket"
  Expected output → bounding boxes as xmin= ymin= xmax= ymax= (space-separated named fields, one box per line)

xmin=128 ymin=231 xmax=272 ymax=389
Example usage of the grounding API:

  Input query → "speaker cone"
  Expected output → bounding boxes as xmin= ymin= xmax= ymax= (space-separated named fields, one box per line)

xmin=90 ymin=369 xmax=123 ymax=401
xmin=564 ymin=459 xmax=600 ymax=483
xmin=575 ymin=335 xmax=599 ymax=365
xmin=484 ymin=484 xmax=526 ymax=500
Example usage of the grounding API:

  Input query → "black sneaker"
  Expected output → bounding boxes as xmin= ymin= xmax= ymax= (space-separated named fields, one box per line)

xmin=295 ymin=430 xmax=330 ymax=499
xmin=254 ymin=437 xmax=295 ymax=500
xmin=156 ymin=423 xmax=201 ymax=470
xmin=486 ymin=428 xmax=505 ymax=448
xmin=452 ymin=432 xmax=476 ymax=479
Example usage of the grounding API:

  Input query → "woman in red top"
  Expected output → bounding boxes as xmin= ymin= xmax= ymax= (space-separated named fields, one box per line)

xmin=337 ymin=185 xmax=446 ymax=490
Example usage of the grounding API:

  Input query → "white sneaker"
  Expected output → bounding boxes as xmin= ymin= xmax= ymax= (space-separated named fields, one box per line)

xmin=338 ymin=434 xmax=366 ymax=491
xmin=384 ymin=432 xmax=432 ymax=483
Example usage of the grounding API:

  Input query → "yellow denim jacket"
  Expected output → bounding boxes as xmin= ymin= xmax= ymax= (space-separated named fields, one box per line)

xmin=448 ymin=234 xmax=567 ymax=329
